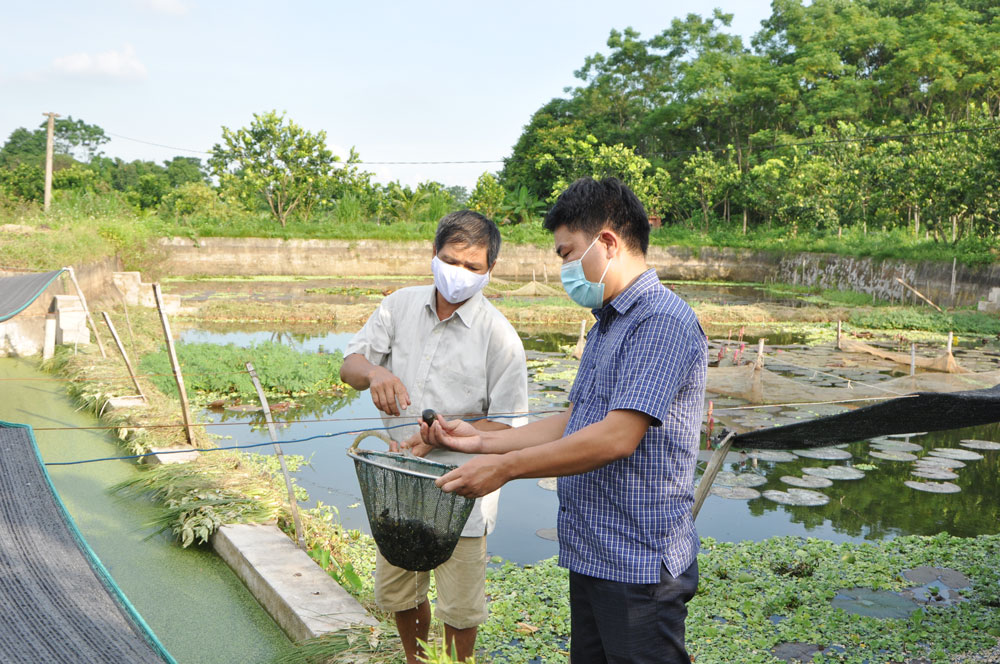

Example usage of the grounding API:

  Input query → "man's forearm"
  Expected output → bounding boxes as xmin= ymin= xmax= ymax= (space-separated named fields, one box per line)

xmin=479 ymin=410 xmax=571 ymax=454
xmin=340 ymin=353 xmax=375 ymax=390
xmin=501 ymin=410 xmax=648 ymax=479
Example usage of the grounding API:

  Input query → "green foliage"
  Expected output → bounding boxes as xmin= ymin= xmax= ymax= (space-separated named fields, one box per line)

xmin=499 ymin=3 xmax=1000 ymax=247
xmin=138 ymin=341 xmax=346 ymax=403
xmin=468 ymin=172 xmax=506 ymax=220
xmin=848 ymin=309 xmax=1000 ymax=335
xmin=501 ymin=186 xmax=546 ymax=225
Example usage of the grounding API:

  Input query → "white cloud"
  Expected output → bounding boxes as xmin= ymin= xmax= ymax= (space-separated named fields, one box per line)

xmin=137 ymin=0 xmax=190 ymax=16
xmin=51 ymin=44 xmax=147 ymax=81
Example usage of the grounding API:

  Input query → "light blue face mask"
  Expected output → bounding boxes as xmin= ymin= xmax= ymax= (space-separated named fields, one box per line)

xmin=560 ymin=235 xmax=613 ymax=309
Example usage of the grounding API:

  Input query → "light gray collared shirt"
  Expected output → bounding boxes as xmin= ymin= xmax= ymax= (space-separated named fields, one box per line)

xmin=345 ymin=285 xmax=528 ymax=536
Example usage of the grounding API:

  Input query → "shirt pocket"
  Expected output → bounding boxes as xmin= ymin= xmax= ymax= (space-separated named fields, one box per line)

xmin=437 ymin=365 xmax=487 ymax=414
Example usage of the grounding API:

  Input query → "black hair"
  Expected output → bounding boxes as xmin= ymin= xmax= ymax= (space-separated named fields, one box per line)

xmin=434 ymin=210 xmax=502 ymax=266
xmin=543 ymin=177 xmax=649 ymax=255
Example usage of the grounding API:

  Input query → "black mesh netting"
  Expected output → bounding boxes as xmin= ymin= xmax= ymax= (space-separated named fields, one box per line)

xmin=349 ymin=449 xmax=475 ymax=572
xmin=730 ymin=382 xmax=1000 ymax=449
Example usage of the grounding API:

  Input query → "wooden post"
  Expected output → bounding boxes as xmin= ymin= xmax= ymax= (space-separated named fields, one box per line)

xmin=246 ymin=362 xmax=305 ymax=550
xmin=754 ymin=338 xmax=766 ymax=370
xmin=102 ymin=311 xmax=145 ymax=400
xmin=837 ymin=320 xmax=842 ymax=350
xmin=693 ymin=431 xmax=735 ymax=520
xmin=64 ymin=267 xmax=107 ymax=358
xmin=42 ymin=112 xmax=59 ymax=213
xmin=947 ymin=332 xmax=953 ymax=355
xmin=153 ymin=283 xmax=194 ymax=446
xmin=543 ymin=263 xmax=548 ymax=283
xmin=950 ymin=258 xmax=957 ymax=302
xmin=910 ymin=344 xmax=916 ymax=377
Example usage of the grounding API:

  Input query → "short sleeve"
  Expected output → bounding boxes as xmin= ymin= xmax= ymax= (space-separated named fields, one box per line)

xmin=344 ymin=299 xmax=394 ymax=367
xmin=608 ymin=315 xmax=702 ymax=427
xmin=484 ymin=321 xmax=529 ymax=428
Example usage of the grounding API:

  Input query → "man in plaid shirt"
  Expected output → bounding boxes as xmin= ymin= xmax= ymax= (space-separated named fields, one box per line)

xmin=415 ymin=177 xmax=708 ymax=663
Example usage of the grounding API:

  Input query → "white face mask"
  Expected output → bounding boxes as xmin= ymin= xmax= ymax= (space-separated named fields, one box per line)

xmin=431 ymin=255 xmax=490 ymax=304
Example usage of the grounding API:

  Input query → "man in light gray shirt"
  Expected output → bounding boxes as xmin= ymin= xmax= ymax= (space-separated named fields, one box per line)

xmin=340 ymin=210 xmax=528 ymax=664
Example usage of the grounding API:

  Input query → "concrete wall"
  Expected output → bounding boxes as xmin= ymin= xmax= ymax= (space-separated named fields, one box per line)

xmin=0 ymin=257 xmax=122 ymax=357
xmin=161 ymin=237 xmax=999 ymax=308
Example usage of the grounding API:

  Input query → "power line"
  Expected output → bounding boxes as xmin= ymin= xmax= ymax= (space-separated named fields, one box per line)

xmin=106 ymin=123 xmax=1000 ymax=166
xmin=106 ymin=132 xmax=505 ymax=164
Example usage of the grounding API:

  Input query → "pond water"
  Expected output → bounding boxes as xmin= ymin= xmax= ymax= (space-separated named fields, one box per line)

xmin=176 ymin=326 xmax=1000 ymax=565
xmin=0 ymin=357 xmax=294 ymax=664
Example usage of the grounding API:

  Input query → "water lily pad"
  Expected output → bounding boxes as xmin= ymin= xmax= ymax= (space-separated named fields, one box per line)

xmin=535 ymin=527 xmax=558 ymax=541
xmin=537 ymin=478 xmax=557 ymax=491
xmin=903 ymin=566 xmax=970 ymax=589
xmin=928 ymin=448 xmax=984 ymax=461
xmin=913 ymin=456 xmax=966 ymax=469
xmin=771 ymin=642 xmax=822 ymax=662
xmin=721 ymin=472 xmax=768 ymax=488
xmin=710 ymin=485 xmax=761 ymax=500
xmin=959 ymin=439 xmax=1000 ymax=451
xmin=749 ymin=450 xmax=799 ymax=462
xmin=802 ymin=466 xmax=866 ymax=480
xmin=911 ymin=468 xmax=959 ymax=481
xmin=869 ymin=450 xmax=919 ymax=462
xmin=792 ymin=447 xmax=853 ymax=460
xmin=781 ymin=475 xmax=833 ymax=489
xmin=831 ymin=588 xmax=918 ymax=618
xmin=870 ymin=440 xmax=923 ymax=453
xmin=763 ymin=488 xmax=830 ymax=506
xmin=904 ymin=480 xmax=961 ymax=493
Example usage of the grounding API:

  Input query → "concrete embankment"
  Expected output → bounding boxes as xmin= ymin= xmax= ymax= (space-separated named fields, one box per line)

xmin=160 ymin=237 xmax=1000 ymax=309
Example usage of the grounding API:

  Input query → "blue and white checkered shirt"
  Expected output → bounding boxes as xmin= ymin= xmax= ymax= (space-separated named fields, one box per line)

xmin=558 ymin=269 xmax=707 ymax=583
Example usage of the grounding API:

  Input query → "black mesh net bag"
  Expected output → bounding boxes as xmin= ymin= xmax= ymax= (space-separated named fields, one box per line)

xmin=348 ymin=446 xmax=475 ymax=572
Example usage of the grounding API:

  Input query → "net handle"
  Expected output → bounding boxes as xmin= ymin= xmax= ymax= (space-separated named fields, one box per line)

xmin=350 ymin=430 xmax=395 ymax=451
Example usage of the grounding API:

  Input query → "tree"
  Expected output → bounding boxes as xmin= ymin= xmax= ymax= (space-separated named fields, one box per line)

xmin=501 ymin=186 xmax=546 ymax=225
xmin=468 ymin=173 xmax=506 ymax=220
xmin=164 ymin=156 xmax=208 ymax=187
xmin=50 ymin=116 xmax=109 ymax=162
xmin=209 ymin=111 xmax=337 ymax=227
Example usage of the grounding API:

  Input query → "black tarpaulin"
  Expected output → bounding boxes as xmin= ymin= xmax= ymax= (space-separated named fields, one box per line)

xmin=731 ymin=383 xmax=1000 ymax=449
xmin=0 ymin=269 xmax=64 ymax=322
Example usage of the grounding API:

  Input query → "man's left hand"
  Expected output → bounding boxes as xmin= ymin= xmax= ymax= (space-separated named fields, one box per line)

xmin=436 ymin=454 xmax=510 ymax=498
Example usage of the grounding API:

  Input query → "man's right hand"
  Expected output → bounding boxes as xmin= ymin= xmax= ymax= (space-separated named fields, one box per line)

xmin=415 ymin=415 xmax=484 ymax=454
xmin=367 ymin=366 xmax=411 ymax=416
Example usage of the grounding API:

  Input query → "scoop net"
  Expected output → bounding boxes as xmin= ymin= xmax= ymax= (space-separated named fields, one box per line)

xmin=348 ymin=447 xmax=474 ymax=572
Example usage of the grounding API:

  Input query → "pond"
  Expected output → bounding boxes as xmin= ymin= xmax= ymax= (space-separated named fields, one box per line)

xmin=175 ymin=326 xmax=1000 ymax=565
xmin=0 ymin=357 xmax=294 ymax=664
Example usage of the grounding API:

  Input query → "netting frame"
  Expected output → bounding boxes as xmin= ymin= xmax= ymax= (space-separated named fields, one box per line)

xmin=347 ymin=446 xmax=475 ymax=572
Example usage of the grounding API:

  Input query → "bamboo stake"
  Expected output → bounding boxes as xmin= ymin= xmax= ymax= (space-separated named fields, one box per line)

xmin=64 ymin=266 xmax=107 ymax=358
xmin=101 ymin=311 xmax=145 ymax=400
xmin=246 ymin=362 xmax=305 ymax=550
xmin=895 ymin=277 xmax=943 ymax=313
xmin=836 ymin=321 xmax=842 ymax=350
xmin=153 ymin=283 xmax=194 ymax=446
xmin=754 ymin=338 xmax=766 ymax=370
xmin=111 ymin=282 xmax=138 ymax=363
xmin=910 ymin=344 xmax=916 ymax=377
xmin=693 ymin=431 xmax=736 ymax=520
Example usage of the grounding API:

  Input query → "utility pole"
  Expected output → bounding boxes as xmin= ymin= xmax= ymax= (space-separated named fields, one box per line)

xmin=42 ymin=112 xmax=60 ymax=213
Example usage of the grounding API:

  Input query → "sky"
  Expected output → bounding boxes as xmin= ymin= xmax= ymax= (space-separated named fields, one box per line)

xmin=0 ymin=1 xmax=773 ymax=190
